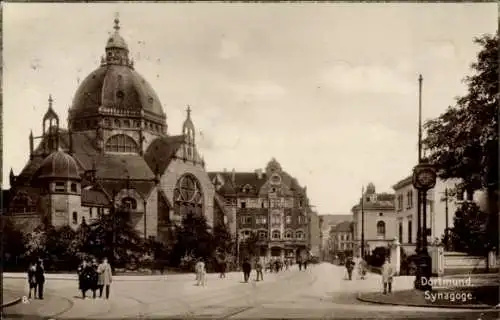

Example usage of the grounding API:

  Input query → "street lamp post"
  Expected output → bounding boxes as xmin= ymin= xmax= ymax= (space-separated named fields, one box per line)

xmin=412 ymin=74 xmax=436 ymax=291
xmin=361 ymin=186 xmax=365 ymax=259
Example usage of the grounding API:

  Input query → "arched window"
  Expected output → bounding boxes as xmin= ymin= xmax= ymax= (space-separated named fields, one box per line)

xmin=258 ymin=231 xmax=268 ymax=239
xmin=121 ymin=197 xmax=137 ymax=210
xmin=295 ymin=231 xmax=304 ymax=239
xmin=272 ymin=230 xmax=281 ymax=239
xmin=377 ymin=221 xmax=386 ymax=237
xmin=105 ymin=134 xmax=139 ymax=153
xmin=72 ymin=212 xmax=78 ymax=224
xmin=284 ymin=231 xmax=293 ymax=239
xmin=173 ymin=174 xmax=204 ymax=217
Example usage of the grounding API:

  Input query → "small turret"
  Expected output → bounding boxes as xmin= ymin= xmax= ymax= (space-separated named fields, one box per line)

xmin=29 ymin=130 xmax=34 ymax=159
xmin=42 ymin=95 xmax=60 ymax=154
xmin=182 ymin=105 xmax=196 ymax=161
xmin=9 ymin=168 xmax=15 ymax=187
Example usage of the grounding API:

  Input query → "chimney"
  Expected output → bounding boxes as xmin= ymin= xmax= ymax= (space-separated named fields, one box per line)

xmin=255 ymin=169 xmax=263 ymax=179
xmin=231 ymin=168 xmax=236 ymax=184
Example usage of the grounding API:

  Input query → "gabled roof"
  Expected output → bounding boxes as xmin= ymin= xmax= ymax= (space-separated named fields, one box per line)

xmin=208 ymin=170 xmax=306 ymax=197
xmin=98 ymin=179 xmax=156 ymax=200
xmin=330 ymin=221 xmax=353 ymax=233
xmin=351 ymin=192 xmax=395 ymax=212
xmin=81 ymin=188 xmax=111 ymax=206
xmin=144 ymin=135 xmax=185 ymax=174
xmin=392 ymin=175 xmax=413 ymax=190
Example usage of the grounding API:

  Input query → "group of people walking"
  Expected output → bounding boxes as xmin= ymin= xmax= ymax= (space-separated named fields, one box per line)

xmin=27 ymin=257 xmax=112 ymax=301
xmin=77 ymin=257 xmax=113 ymax=299
xmin=27 ymin=259 xmax=45 ymax=300
xmin=344 ymin=254 xmax=395 ymax=294
xmin=345 ymin=254 xmax=367 ymax=280
xmin=194 ymin=256 xmax=305 ymax=286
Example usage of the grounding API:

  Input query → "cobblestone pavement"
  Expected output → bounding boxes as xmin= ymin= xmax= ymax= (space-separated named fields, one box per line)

xmin=2 ymin=264 xmax=499 ymax=319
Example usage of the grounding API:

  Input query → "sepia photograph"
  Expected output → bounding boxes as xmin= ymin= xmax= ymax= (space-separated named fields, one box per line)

xmin=1 ymin=2 xmax=499 ymax=319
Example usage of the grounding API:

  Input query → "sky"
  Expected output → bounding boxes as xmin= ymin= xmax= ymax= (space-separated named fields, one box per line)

xmin=2 ymin=3 xmax=497 ymax=215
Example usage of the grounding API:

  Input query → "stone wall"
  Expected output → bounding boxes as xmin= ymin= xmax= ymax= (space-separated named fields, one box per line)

xmin=159 ymin=151 xmax=215 ymax=227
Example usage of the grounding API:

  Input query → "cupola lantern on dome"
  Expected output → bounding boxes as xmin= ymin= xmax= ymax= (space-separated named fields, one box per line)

xmin=103 ymin=14 xmax=132 ymax=68
xmin=69 ymin=15 xmax=167 ymax=136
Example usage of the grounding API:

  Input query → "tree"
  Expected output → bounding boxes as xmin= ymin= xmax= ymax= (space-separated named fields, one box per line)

xmin=24 ymin=224 xmax=48 ymax=260
xmin=45 ymin=225 xmax=79 ymax=270
xmin=448 ymin=202 xmax=497 ymax=256
xmin=171 ymin=212 xmax=215 ymax=266
xmin=423 ymin=34 xmax=498 ymax=217
xmin=213 ymin=223 xmax=234 ymax=256
xmin=87 ymin=210 xmax=144 ymax=268
xmin=1 ymin=218 xmax=26 ymax=269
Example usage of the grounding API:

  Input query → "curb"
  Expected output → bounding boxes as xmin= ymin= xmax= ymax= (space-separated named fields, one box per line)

xmin=1 ymin=297 xmax=22 ymax=309
xmin=356 ymin=292 xmax=497 ymax=310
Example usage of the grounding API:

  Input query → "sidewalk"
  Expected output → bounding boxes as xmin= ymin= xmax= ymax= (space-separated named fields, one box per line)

xmin=1 ymin=288 xmax=22 ymax=308
xmin=357 ymin=273 xmax=499 ymax=309
xmin=2 ymin=268 xmax=294 ymax=318
xmin=2 ymin=271 xmax=232 ymax=282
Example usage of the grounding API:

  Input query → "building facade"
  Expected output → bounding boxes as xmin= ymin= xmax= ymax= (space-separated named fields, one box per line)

xmin=209 ymin=159 xmax=313 ymax=261
xmin=351 ymin=183 xmax=396 ymax=257
xmin=319 ymin=214 xmax=352 ymax=258
xmin=392 ymin=174 xmax=488 ymax=255
xmin=328 ymin=221 xmax=354 ymax=254
xmin=308 ymin=210 xmax=321 ymax=258
xmin=4 ymin=18 xmax=227 ymax=243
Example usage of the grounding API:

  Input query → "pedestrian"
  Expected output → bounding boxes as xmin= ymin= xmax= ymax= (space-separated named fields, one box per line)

xmin=345 ymin=256 xmax=354 ymax=280
xmin=218 ymin=255 xmax=227 ymax=279
xmin=97 ymin=257 xmax=113 ymax=299
xmin=382 ymin=257 xmax=394 ymax=294
xmin=34 ymin=259 xmax=45 ymax=299
xmin=255 ymin=259 xmax=264 ymax=281
xmin=78 ymin=259 xmax=94 ymax=299
xmin=303 ymin=258 xmax=308 ymax=270
xmin=358 ymin=257 xmax=367 ymax=280
xmin=195 ymin=258 xmax=206 ymax=287
xmin=242 ymin=258 xmax=251 ymax=283
xmin=90 ymin=258 xmax=99 ymax=299
xmin=27 ymin=262 xmax=37 ymax=299
xmin=199 ymin=259 xmax=207 ymax=287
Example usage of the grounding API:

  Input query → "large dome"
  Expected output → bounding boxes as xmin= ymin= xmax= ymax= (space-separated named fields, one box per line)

xmin=70 ymin=65 xmax=164 ymax=117
xmin=37 ymin=150 xmax=80 ymax=180
xmin=68 ymin=17 xmax=166 ymax=131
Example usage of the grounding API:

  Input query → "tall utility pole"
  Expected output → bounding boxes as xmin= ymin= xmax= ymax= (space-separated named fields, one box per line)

xmin=361 ymin=186 xmax=365 ymax=259
xmin=416 ymin=74 xmax=423 ymax=255
xmin=412 ymin=74 xmax=436 ymax=291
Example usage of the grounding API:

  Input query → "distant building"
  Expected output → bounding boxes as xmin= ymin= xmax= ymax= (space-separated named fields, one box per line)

xmin=319 ymin=214 xmax=352 ymax=251
xmin=308 ymin=210 xmax=321 ymax=258
xmin=351 ymin=183 xmax=396 ymax=257
xmin=209 ymin=158 xmax=313 ymax=261
xmin=392 ymin=174 xmax=488 ymax=255
xmin=328 ymin=221 xmax=354 ymax=254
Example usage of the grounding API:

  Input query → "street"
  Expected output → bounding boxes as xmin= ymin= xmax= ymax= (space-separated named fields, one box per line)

xmin=2 ymin=263 xmax=498 ymax=319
